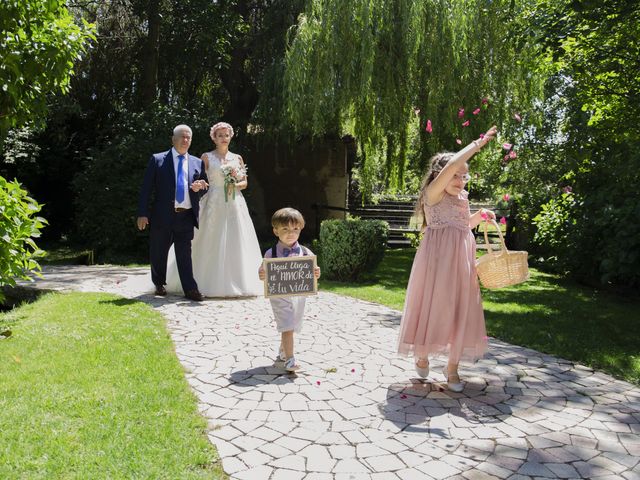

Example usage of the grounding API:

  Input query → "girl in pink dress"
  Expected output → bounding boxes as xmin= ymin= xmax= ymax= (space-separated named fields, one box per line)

xmin=398 ymin=126 xmax=498 ymax=392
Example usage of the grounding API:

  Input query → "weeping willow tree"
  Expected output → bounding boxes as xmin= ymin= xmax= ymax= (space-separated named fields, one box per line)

xmin=282 ymin=0 xmax=543 ymax=196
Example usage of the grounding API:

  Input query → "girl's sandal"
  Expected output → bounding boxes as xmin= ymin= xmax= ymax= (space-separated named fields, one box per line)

xmin=415 ymin=358 xmax=430 ymax=379
xmin=442 ymin=366 xmax=464 ymax=393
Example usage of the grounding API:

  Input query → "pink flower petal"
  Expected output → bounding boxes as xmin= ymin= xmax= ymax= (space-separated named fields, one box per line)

xmin=502 ymin=143 xmax=512 ymax=150
xmin=563 ymin=186 xmax=573 ymax=193
xmin=456 ymin=138 xmax=462 ymax=145
xmin=462 ymin=120 xmax=470 ymax=127
xmin=480 ymin=211 xmax=488 ymax=220
xmin=425 ymin=119 xmax=432 ymax=133
xmin=473 ymin=108 xmax=481 ymax=115
xmin=351 ymin=368 xmax=355 ymax=373
xmin=316 ymin=380 xmax=321 ymax=385
xmin=514 ymin=113 xmax=522 ymax=122
xmin=481 ymin=97 xmax=489 ymax=105
xmin=414 ymin=108 xmax=421 ymax=116
xmin=479 ymin=133 xmax=485 ymax=140
xmin=508 ymin=150 xmax=517 ymax=159
xmin=503 ymin=193 xmax=510 ymax=202
xmin=457 ymin=108 xmax=465 ymax=118
xmin=500 ymin=216 xmax=507 ymax=225
xmin=503 ymin=154 xmax=510 ymax=161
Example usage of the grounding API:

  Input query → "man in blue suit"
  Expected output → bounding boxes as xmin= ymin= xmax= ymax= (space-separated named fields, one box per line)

xmin=137 ymin=124 xmax=209 ymax=301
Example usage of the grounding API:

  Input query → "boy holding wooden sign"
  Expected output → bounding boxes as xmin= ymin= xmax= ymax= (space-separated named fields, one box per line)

xmin=258 ymin=208 xmax=321 ymax=372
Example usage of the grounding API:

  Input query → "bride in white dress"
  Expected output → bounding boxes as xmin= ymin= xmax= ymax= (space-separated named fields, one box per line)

xmin=165 ymin=122 xmax=263 ymax=297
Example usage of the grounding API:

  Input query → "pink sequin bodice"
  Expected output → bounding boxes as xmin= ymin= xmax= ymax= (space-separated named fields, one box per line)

xmin=424 ymin=191 xmax=471 ymax=230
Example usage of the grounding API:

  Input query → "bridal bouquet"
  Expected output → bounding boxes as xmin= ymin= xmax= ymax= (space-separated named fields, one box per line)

xmin=221 ymin=163 xmax=247 ymax=202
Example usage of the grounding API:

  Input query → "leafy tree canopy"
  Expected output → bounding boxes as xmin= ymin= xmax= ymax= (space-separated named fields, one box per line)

xmin=281 ymin=0 xmax=544 ymax=191
xmin=0 ymin=0 xmax=94 ymax=138
xmin=524 ymin=0 xmax=640 ymax=141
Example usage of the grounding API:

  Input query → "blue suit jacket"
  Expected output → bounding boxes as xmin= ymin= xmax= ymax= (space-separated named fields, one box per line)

xmin=137 ymin=149 xmax=208 ymax=228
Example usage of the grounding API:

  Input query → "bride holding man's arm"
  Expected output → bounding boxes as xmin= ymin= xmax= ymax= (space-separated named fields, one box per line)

xmin=165 ymin=122 xmax=263 ymax=297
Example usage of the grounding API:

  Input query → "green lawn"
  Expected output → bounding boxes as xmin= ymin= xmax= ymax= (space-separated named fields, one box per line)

xmin=321 ymin=248 xmax=640 ymax=385
xmin=0 ymin=292 xmax=226 ymax=480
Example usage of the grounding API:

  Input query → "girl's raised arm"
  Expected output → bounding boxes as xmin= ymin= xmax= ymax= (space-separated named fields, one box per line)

xmin=426 ymin=126 xmax=497 ymax=205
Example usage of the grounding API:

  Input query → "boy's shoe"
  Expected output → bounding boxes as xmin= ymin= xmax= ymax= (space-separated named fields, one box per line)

xmin=273 ymin=351 xmax=286 ymax=368
xmin=284 ymin=357 xmax=300 ymax=372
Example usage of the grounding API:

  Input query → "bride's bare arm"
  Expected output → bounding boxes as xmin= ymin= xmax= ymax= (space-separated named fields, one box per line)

xmin=200 ymin=152 xmax=209 ymax=171
xmin=236 ymin=156 xmax=248 ymax=190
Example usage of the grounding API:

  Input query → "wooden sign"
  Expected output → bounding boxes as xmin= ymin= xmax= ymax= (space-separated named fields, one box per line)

xmin=263 ymin=256 xmax=318 ymax=298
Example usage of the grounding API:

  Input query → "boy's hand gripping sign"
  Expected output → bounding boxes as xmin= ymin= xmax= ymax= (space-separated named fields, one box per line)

xmin=263 ymin=256 xmax=318 ymax=298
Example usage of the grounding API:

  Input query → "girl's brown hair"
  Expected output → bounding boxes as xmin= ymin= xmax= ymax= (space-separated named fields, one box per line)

xmin=414 ymin=152 xmax=454 ymax=229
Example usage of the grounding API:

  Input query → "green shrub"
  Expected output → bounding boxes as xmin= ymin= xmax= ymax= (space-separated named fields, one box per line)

xmin=533 ymin=192 xmax=577 ymax=273
xmin=534 ymin=183 xmax=640 ymax=287
xmin=403 ymin=231 xmax=422 ymax=249
xmin=0 ymin=176 xmax=47 ymax=301
xmin=319 ymin=218 xmax=388 ymax=281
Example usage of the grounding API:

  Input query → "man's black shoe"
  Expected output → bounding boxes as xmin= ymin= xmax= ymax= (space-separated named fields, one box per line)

xmin=185 ymin=289 xmax=204 ymax=302
xmin=154 ymin=285 xmax=167 ymax=296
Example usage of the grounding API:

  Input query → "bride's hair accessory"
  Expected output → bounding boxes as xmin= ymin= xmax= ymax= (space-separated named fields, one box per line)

xmin=210 ymin=122 xmax=234 ymax=140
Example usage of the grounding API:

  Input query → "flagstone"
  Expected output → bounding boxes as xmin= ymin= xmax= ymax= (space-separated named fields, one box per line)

xmin=415 ymin=460 xmax=461 ymax=479
xmin=270 ymin=455 xmax=306 ymax=471
xmin=365 ymin=454 xmax=407 ymax=472
xmin=233 ymin=465 xmax=273 ymax=480
xmin=270 ymin=469 xmax=306 ymax=480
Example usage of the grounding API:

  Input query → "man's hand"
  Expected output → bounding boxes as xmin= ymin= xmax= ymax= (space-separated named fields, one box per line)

xmin=137 ymin=216 xmax=149 ymax=231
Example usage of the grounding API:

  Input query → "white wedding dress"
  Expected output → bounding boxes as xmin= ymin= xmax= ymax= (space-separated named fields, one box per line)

xmin=165 ymin=151 xmax=263 ymax=297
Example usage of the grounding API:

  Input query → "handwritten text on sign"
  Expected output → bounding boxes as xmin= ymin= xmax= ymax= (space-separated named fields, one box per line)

xmin=263 ymin=256 xmax=317 ymax=298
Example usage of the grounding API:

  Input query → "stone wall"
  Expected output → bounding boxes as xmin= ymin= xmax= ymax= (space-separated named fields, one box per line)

xmin=239 ymin=135 xmax=350 ymax=243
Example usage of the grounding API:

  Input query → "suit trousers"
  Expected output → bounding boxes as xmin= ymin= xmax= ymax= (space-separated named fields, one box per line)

xmin=149 ymin=210 xmax=197 ymax=293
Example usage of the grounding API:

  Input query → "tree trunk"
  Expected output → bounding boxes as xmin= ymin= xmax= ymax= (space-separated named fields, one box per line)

xmin=217 ymin=0 xmax=259 ymax=134
xmin=219 ymin=45 xmax=259 ymax=134
xmin=139 ymin=0 xmax=161 ymax=108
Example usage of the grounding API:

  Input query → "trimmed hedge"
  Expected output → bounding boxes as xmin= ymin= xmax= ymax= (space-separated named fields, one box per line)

xmin=319 ymin=218 xmax=388 ymax=281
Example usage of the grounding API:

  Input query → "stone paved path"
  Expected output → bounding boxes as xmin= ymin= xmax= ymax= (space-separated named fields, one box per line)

xmin=18 ymin=265 xmax=640 ymax=479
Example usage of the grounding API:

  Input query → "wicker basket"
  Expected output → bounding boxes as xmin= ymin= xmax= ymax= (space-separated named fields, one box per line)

xmin=476 ymin=220 xmax=529 ymax=289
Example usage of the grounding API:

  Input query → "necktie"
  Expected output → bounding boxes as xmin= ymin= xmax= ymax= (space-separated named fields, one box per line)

xmin=176 ymin=154 xmax=185 ymax=203
xmin=283 ymin=246 xmax=301 ymax=257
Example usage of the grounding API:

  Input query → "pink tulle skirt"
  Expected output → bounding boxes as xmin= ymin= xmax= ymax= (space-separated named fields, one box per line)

xmin=397 ymin=225 xmax=487 ymax=363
